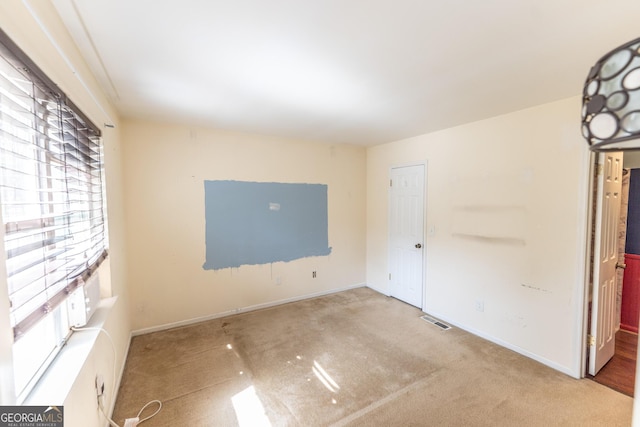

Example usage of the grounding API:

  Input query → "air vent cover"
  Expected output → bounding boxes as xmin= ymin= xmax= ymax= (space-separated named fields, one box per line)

xmin=420 ymin=314 xmax=451 ymax=330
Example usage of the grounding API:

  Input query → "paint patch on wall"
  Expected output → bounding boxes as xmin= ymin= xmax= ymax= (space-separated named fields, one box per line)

xmin=451 ymin=205 xmax=526 ymax=245
xmin=203 ymin=180 xmax=332 ymax=270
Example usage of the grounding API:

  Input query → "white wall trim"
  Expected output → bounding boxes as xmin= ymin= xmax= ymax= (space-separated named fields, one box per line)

xmin=424 ymin=309 xmax=578 ymax=378
xmin=578 ymin=150 xmax=597 ymax=379
xmin=132 ymin=283 xmax=367 ymax=337
xmin=366 ymin=283 xmax=390 ymax=297
xmin=103 ymin=330 xmax=132 ymax=427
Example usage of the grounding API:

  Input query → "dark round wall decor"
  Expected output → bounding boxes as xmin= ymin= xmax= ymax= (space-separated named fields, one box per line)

xmin=582 ymin=37 xmax=640 ymax=151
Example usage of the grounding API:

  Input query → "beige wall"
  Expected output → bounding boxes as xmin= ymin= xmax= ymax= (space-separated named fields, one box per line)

xmin=122 ymin=120 xmax=367 ymax=332
xmin=0 ymin=1 xmax=130 ymax=425
xmin=367 ymin=97 xmax=591 ymax=377
xmin=0 ymin=1 xmax=598 ymax=422
xmin=624 ymin=152 xmax=640 ymax=169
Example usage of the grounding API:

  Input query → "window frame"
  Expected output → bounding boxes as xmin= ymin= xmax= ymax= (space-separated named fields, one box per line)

xmin=0 ymin=28 xmax=107 ymax=400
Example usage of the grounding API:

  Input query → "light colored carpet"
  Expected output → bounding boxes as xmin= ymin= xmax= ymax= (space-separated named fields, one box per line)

xmin=112 ymin=287 xmax=632 ymax=426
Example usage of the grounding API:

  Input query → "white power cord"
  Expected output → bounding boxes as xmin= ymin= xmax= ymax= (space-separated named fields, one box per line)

xmin=71 ymin=327 xmax=162 ymax=427
xmin=101 ymin=397 xmax=161 ymax=427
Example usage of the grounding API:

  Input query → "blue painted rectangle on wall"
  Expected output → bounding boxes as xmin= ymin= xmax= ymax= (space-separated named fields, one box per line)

xmin=203 ymin=180 xmax=331 ymax=270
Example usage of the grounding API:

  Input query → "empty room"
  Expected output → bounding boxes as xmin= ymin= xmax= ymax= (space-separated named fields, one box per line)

xmin=1 ymin=1 xmax=640 ymax=426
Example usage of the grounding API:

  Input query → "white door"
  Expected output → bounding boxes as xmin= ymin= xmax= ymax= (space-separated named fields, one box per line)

xmin=589 ymin=152 xmax=623 ymax=376
xmin=389 ymin=164 xmax=425 ymax=308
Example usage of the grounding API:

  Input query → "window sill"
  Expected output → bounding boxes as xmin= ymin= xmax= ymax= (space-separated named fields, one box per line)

xmin=21 ymin=296 xmax=117 ymax=405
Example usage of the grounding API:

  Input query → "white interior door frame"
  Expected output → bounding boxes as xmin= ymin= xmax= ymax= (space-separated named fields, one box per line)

xmin=387 ymin=161 xmax=427 ymax=309
xmin=580 ymin=151 xmax=597 ymax=378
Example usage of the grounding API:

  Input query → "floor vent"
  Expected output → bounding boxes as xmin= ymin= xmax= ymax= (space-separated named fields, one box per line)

xmin=420 ymin=315 xmax=451 ymax=330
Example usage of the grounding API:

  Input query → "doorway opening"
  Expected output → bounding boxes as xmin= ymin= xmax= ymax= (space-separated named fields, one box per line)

xmin=590 ymin=330 xmax=636 ymax=396
xmin=587 ymin=152 xmax=638 ymax=397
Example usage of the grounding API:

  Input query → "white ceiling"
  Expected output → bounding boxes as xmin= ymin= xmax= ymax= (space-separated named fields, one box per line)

xmin=53 ymin=0 xmax=640 ymax=145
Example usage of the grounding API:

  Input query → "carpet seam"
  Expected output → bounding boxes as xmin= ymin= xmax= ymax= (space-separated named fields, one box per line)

xmin=328 ymin=374 xmax=437 ymax=427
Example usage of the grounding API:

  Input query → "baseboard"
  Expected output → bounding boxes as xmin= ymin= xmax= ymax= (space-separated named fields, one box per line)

xmin=104 ymin=330 xmax=132 ymax=426
xmin=422 ymin=309 xmax=578 ymax=379
xmin=365 ymin=283 xmax=390 ymax=297
xmin=132 ymin=283 xmax=367 ymax=337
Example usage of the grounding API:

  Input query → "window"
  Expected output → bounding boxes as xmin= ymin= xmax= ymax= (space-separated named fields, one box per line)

xmin=0 ymin=29 xmax=107 ymax=399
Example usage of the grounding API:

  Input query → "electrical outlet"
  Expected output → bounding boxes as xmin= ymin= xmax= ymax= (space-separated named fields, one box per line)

xmin=312 ymin=271 xmax=317 ymax=278
xmin=475 ymin=300 xmax=484 ymax=312
xmin=95 ymin=374 xmax=105 ymax=398
xmin=275 ymin=276 xmax=282 ymax=285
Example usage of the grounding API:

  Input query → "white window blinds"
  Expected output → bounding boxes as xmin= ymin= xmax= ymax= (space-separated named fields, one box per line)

xmin=0 ymin=29 xmax=107 ymax=341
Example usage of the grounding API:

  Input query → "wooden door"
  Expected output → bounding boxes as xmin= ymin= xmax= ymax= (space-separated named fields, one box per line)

xmin=389 ymin=165 xmax=425 ymax=308
xmin=590 ymin=152 xmax=623 ymax=375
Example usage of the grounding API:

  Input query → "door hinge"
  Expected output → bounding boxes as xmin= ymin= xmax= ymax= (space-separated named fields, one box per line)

xmin=596 ymin=164 xmax=603 ymax=176
xmin=588 ymin=334 xmax=595 ymax=346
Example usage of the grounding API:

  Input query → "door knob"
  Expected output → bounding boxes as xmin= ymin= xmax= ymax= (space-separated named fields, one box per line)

xmin=415 ymin=243 xmax=422 ymax=249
